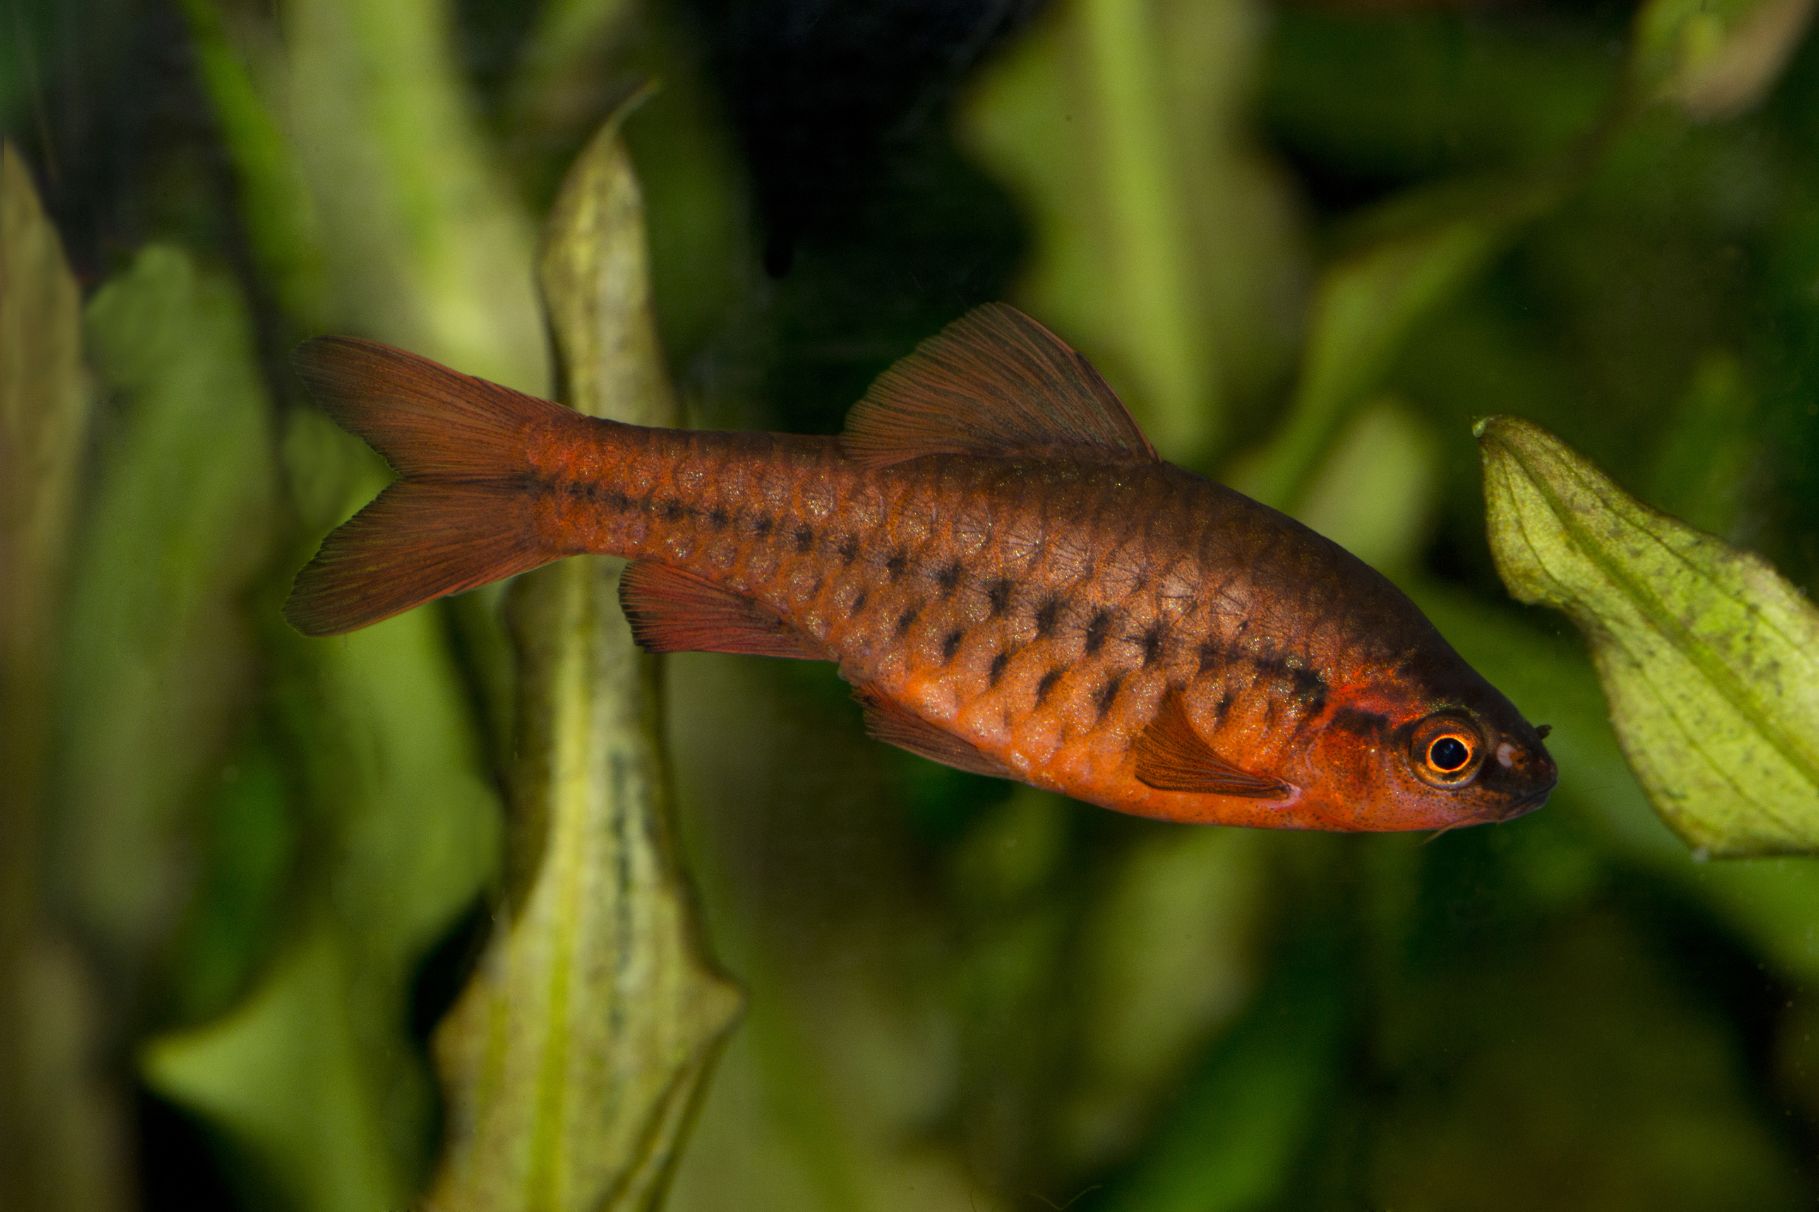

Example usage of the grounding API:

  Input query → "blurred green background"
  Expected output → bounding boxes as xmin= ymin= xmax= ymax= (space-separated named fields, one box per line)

xmin=7 ymin=0 xmax=1819 ymax=1209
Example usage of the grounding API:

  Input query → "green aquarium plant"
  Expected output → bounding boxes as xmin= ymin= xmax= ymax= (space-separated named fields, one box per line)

xmin=1478 ymin=416 xmax=1819 ymax=857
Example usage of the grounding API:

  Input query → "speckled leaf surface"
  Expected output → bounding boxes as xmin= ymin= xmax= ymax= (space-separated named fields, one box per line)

xmin=1477 ymin=415 xmax=1819 ymax=856
xmin=424 ymin=101 xmax=741 ymax=1212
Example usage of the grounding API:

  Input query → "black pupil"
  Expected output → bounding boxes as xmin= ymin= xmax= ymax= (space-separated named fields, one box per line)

xmin=1430 ymin=736 xmax=1471 ymax=772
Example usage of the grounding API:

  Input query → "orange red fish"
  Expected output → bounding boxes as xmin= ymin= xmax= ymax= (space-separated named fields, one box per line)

xmin=288 ymin=305 xmax=1556 ymax=831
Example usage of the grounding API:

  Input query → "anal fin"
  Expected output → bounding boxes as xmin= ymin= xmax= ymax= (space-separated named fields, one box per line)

xmin=619 ymin=562 xmax=822 ymax=659
xmin=854 ymin=687 xmax=1012 ymax=780
xmin=1133 ymin=693 xmax=1291 ymax=799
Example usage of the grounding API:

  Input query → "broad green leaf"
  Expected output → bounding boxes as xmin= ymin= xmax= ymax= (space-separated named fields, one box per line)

xmin=959 ymin=0 xmax=1302 ymax=460
xmin=141 ymin=922 xmax=404 ymax=1212
xmin=57 ymin=245 xmax=276 ymax=981
xmin=1632 ymin=0 xmax=1816 ymax=119
xmin=424 ymin=103 xmax=741 ymax=1212
xmin=142 ymin=335 xmax=503 ymax=1212
xmin=1476 ymin=415 xmax=1819 ymax=857
xmin=1414 ymin=580 xmax=1819 ymax=984
xmin=145 ymin=555 xmax=505 ymax=1210
xmin=0 ymin=140 xmax=132 ymax=1212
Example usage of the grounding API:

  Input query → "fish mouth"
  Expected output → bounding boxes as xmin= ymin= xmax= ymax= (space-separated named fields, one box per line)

xmin=1495 ymin=784 xmax=1554 ymax=822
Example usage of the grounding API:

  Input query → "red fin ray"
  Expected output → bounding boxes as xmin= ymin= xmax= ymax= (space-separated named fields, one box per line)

xmin=293 ymin=336 xmax=580 ymax=479
xmin=285 ymin=338 xmax=584 ymax=634
xmin=1133 ymin=694 xmax=1290 ymax=799
xmin=619 ymin=563 xmax=823 ymax=659
xmin=840 ymin=304 xmax=1157 ymax=468
xmin=853 ymin=687 xmax=1012 ymax=779
xmin=285 ymin=482 xmax=553 ymax=635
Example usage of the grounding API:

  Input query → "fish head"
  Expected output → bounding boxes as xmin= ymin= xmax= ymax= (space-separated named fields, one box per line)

xmin=1297 ymin=688 xmax=1556 ymax=831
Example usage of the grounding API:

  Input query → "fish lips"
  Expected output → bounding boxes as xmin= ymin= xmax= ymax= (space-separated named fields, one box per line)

xmin=1494 ymin=780 xmax=1555 ymax=822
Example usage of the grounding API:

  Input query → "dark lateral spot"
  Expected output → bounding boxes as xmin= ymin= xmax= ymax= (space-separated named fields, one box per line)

xmin=895 ymin=604 xmax=920 ymax=637
xmin=794 ymin=524 xmax=814 ymax=553
xmin=1141 ymin=623 xmax=1166 ymax=666
xmin=838 ymin=535 xmax=859 ymax=564
xmin=1330 ymin=706 xmax=1389 ymax=736
xmin=941 ymin=628 xmax=965 ymax=663
xmin=707 ymin=506 xmax=729 ymax=529
xmin=661 ymin=500 xmax=688 ymax=522
xmin=1094 ymin=673 xmax=1123 ymax=719
xmin=753 ymin=514 xmax=774 ymax=537
xmin=1289 ymin=666 xmax=1327 ymax=711
xmin=1214 ymin=688 xmax=1236 ymax=723
xmin=1035 ymin=668 xmax=1062 ymax=705
xmin=850 ymin=588 xmax=869 ymax=615
xmin=935 ymin=560 xmax=962 ymax=595
xmin=987 ymin=579 xmax=1013 ymax=617
xmin=988 ymin=651 xmax=1009 ymax=686
xmin=1253 ymin=652 xmax=1290 ymax=680
xmin=885 ymin=551 xmax=908 ymax=580
xmin=1084 ymin=609 xmax=1112 ymax=655
xmin=1197 ymin=640 xmax=1229 ymax=674
xmin=1035 ymin=595 xmax=1062 ymax=637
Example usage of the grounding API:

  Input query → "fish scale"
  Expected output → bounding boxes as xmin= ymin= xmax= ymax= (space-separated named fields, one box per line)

xmin=285 ymin=303 xmax=1556 ymax=832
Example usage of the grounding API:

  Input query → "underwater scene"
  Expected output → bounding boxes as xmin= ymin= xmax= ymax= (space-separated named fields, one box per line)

xmin=6 ymin=1 xmax=1819 ymax=1208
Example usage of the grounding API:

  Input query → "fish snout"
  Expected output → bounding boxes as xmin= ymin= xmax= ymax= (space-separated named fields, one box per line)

xmin=1493 ymin=742 xmax=1557 ymax=821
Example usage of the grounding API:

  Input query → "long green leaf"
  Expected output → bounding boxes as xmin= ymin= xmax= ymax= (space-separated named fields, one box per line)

xmin=0 ymin=139 xmax=132 ymax=1212
xmin=425 ymin=102 xmax=741 ymax=1212
xmin=59 ymin=245 xmax=277 ymax=983
xmin=1476 ymin=415 xmax=1819 ymax=857
xmin=143 ymin=549 xmax=507 ymax=1211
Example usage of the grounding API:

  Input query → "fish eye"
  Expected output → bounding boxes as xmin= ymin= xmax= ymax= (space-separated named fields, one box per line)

xmin=1428 ymin=735 xmax=1471 ymax=772
xmin=1407 ymin=715 xmax=1485 ymax=788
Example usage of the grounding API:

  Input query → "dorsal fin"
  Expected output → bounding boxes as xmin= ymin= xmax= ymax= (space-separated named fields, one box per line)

xmin=840 ymin=304 xmax=1158 ymax=468
xmin=1133 ymin=693 xmax=1292 ymax=799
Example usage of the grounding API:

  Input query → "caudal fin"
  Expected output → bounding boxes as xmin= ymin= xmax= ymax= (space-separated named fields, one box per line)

xmin=285 ymin=337 xmax=574 ymax=636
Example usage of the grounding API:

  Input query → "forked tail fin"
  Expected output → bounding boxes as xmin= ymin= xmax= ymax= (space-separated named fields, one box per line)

xmin=285 ymin=337 xmax=575 ymax=636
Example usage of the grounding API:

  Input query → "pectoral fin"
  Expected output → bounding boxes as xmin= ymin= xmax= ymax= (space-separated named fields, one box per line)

xmin=1134 ymin=694 xmax=1291 ymax=799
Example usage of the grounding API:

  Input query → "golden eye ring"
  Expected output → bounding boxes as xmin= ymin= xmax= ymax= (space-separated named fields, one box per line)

xmin=1408 ymin=715 xmax=1486 ymax=788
